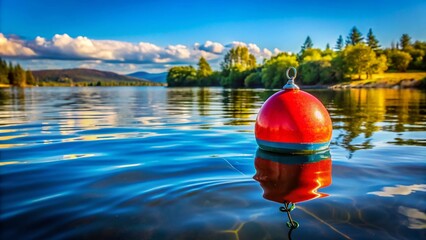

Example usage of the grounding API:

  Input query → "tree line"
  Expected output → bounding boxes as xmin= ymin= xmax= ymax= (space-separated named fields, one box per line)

xmin=167 ymin=27 xmax=426 ymax=88
xmin=0 ymin=59 xmax=36 ymax=87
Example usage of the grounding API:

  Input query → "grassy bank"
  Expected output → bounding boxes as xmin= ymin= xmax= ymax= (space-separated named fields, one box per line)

xmin=331 ymin=72 xmax=426 ymax=89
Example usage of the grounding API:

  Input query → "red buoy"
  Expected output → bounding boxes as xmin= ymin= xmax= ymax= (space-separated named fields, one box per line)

xmin=253 ymin=149 xmax=332 ymax=204
xmin=255 ymin=67 xmax=332 ymax=153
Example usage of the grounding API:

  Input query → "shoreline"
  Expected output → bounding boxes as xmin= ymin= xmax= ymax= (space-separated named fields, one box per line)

xmin=1 ymin=83 xmax=424 ymax=89
xmin=2 ymin=73 xmax=425 ymax=90
xmin=329 ymin=78 xmax=425 ymax=90
xmin=303 ymin=72 xmax=426 ymax=90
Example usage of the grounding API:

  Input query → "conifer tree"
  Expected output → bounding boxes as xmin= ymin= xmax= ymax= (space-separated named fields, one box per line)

xmin=0 ymin=58 xmax=8 ymax=84
xmin=8 ymin=63 xmax=15 ymax=85
xmin=25 ymin=70 xmax=36 ymax=85
xmin=366 ymin=28 xmax=381 ymax=51
xmin=346 ymin=26 xmax=364 ymax=46
xmin=13 ymin=64 xmax=26 ymax=87
xmin=301 ymin=36 xmax=314 ymax=52
xmin=400 ymin=34 xmax=411 ymax=51
xmin=335 ymin=35 xmax=344 ymax=51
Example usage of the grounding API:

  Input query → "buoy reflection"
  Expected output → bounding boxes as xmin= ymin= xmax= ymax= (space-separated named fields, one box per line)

xmin=253 ymin=149 xmax=332 ymax=238
xmin=253 ymin=149 xmax=332 ymax=204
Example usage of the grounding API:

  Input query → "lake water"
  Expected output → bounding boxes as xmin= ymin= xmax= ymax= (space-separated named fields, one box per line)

xmin=0 ymin=87 xmax=425 ymax=240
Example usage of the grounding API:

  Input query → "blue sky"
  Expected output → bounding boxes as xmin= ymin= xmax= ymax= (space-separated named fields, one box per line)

xmin=1 ymin=0 xmax=425 ymax=73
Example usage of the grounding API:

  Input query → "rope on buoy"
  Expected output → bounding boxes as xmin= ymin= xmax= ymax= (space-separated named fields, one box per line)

xmin=279 ymin=202 xmax=299 ymax=229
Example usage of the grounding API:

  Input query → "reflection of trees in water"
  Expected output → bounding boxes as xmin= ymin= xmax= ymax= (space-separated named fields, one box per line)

xmin=0 ymin=88 xmax=27 ymax=125
xmin=330 ymin=90 xmax=381 ymax=155
xmin=164 ymin=87 xmax=425 ymax=150
xmin=382 ymin=90 xmax=424 ymax=132
xmin=196 ymin=88 xmax=210 ymax=116
xmin=328 ymin=89 xmax=426 ymax=155
xmin=222 ymin=89 xmax=259 ymax=125
xmin=12 ymin=88 xmax=26 ymax=111
xmin=167 ymin=88 xmax=263 ymax=126
xmin=0 ymin=89 xmax=13 ymax=111
xmin=166 ymin=88 xmax=195 ymax=116
xmin=257 ymin=89 xmax=278 ymax=102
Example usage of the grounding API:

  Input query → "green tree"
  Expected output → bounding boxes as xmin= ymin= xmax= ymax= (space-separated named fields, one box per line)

xmin=299 ymin=60 xmax=332 ymax=85
xmin=244 ymin=71 xmax=263 ymax=88
xmin=25 ymin=70 xmax=36 ymax=85
xmin=366 ymin=28 xmax=381 ymax=52
xmin=342 ymin=44 xmax=377 ymax=79
xmin=299 ymin=48 xmax=335 ymax=84
xmin=400 ymin=34 xmax=411 ymax=51
xmin=330 ymin=53 xmax=346 ymax=82
xmin=335 ymin=35 xmax=344 ymax=51
xmin=221 ymin=46 xmax=256 ymax=72
xmin=8 ymin=64 xmax=26 ymax=87
xmin=7 ymin=64 xmax=14 ymax=85
xmin=196 ymin=57 xmax=213 ymax=86
xmin=220 ymin=46 xmax=256 ymax=88
xmin=208 ymin=71 xmax=222 ymax=86
xmin=167 ymin=66 xmax=197 ymax=86
xmin=367 ymin=54 xmax=388 ymax=78
xmin=388 ymin=50 xmax=412 ymax=72
xmin=221 ymin=65 xmax=254 ymax=88
xmin=301 ymin=36 xmax=314 ymax=52
xmin=300 ymin=48 xmax=322 ymax=62
xmin=323 ymin=44 xmax=335 ymax=59
xmin=261 ymin=53 xmax=299 ymax=89
xmin=411 ymin=41 xmax=426 ymax=70
xmin=346 ymin=26 xmax=364 ymax=46
xmin=17 ymin=65 xmax=27 ymax=87
xmin=0 ymin=58 xmax=8 ymax=84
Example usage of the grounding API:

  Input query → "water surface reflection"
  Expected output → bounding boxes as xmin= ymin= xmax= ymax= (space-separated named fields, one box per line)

xmin=0 ymin=87 xmax=425 ymax=239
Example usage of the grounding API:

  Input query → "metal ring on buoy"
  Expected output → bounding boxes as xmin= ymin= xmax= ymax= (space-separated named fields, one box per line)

xmin=283 ymin=67 xmax=299 ymax=90
xmin=286 ymin=67 xmax=297 ymax=80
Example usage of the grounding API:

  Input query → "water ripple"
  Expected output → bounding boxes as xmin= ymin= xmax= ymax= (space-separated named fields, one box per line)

xmin=1 ymin=87 xmax=425 ymax=239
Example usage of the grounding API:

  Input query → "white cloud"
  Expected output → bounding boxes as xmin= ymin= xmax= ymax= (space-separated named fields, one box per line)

xmin=0 ymin=33 xmax=36 ymax=56
xmin=164 ymin=44 xmax=191 ymax=59
xmin=35 ymin=36 xmax=46 ymax=46
xmin=248 ymin=43 xmax=260 ymax=54
xmin=273 ymin=48 xmax=281 ymax=55
xmin=1 ymin=33 xmax=280 ymax=72
xmin=226 ymin=41 xmax=247 ymax=49
xmin=196 ymin=41 xmax=224 ymax=54
xmin=27 ymin=34 xmax=199 ymax=64
xmin=262 ymin=48 xmax=272 ymax=58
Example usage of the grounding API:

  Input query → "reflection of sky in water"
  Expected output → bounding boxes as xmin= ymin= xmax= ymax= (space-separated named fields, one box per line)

xmin=368 ymin=184 xmax=426 ymax=197
xmin=0 ymin=87 xmax=425 ymax=239
xmin=398 ymin=206 xmax=426 ymax=229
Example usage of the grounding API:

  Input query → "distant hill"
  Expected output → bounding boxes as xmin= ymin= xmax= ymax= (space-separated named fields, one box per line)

xmin=32 ymin=68 xmax=164 ymax=86
xmin=127 ymin=71 xmax=167 ymax=83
